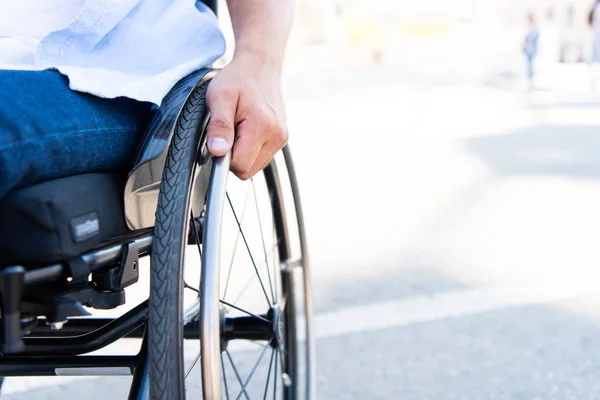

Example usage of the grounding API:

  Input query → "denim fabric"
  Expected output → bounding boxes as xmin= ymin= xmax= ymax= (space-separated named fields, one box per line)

xmin=526 ymin=54 xmax=535 ymax=79
xmin=0 ymin=69 xmax=153 ymax=199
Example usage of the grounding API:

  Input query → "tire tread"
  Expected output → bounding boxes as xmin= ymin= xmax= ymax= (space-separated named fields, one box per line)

xmin=149 ymin=82 xmax=210 ymax=400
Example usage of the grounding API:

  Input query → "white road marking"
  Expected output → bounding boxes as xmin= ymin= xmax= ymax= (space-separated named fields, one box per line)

xmin=316 ymin=277 xmax=600 ymax=338
xmin=5 ymin=277 xmax=600 ymax=395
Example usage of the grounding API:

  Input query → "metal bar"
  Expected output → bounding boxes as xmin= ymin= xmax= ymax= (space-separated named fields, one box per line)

xmin=20 ymin=235 xmax=152 ymax=289
xmin=0 ymin=355 xmax=136 ymax=377
xmin=128 ymin=329 xmax=150 ymax=400
xmin=28 ymin=318 xmax=146 ymax=338
xmin=30 ymin=317 xmax=203 ymax=340
xmin=82 ymin=235 xmax=152 ymax=271
xmin=200 ymin=152 xmax=231 ymax=400
xmin=283 ymin=145 xmax=316 ymax=400
xmin=24 ymin=264 xmax=63 ymax=286
xmin=21 ymin=301 xmax=148 ymax=356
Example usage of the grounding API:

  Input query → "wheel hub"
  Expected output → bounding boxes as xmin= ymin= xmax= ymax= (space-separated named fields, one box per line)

xmin=220 ymin=304 xmax=283 ymax=348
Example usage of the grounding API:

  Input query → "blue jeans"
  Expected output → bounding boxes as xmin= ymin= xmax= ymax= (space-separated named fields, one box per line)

xmin=0 ymin=70 xmax=153 ymax=200
xmin=526 ymin=54 xmax=535 ymax=79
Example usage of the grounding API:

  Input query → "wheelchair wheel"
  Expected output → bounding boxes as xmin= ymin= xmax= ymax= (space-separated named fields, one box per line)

xmin=149 ymin=82 xmax=315 ymax=399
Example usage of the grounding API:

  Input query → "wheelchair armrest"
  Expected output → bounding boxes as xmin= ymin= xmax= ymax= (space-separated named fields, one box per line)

xmin=124 ymin=68 xmax=217 ymax=230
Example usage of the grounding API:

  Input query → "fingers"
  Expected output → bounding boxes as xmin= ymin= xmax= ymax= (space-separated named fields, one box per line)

xmin=248 ymin=144 xmax=281 ymax=176
xmin=235 ymin=130 xmax=288 ymax=180
xmin=230 ymin=118 xmax=263 ymax=180
xmin=205 ymin=69 xmax=288 ymax=180
xmin=206 ymin=83 xmax=238 ymax=157
xmin=230 ymin=106 xmax=288 ymax=180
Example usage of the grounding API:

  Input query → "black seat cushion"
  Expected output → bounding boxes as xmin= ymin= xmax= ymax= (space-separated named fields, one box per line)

xmin=0 ymin=173 xmax=147 ymax=267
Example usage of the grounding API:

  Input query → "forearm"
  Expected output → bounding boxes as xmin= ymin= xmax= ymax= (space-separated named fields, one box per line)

xmin=226 ymin=0 xmax=294 ymax=72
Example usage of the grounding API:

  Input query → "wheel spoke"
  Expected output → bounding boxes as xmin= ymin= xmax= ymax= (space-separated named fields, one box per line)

xmin=226 ymin=192 xmax=272 ymax=307
xmin=231 ymin=241 xmax=279 ymax=305
xmin=184 ymin=282 xmax=199 ymax=293
xmin=252 ymin=178 xmax=276 ymax=303
xmin=219 ymin=299 xmax=270 ymax=324
xmin=226 ymin=350 xmax=251 ymax=400
xmin=223 ymin=185 xmax=251 ymax=301
xmin=185 ymin=352 xmax=201 ymax=379
xmin=222 ymin=353 xmax=231 ymax=400
xmin=231 ymin=266 xmax=264 ymax=305
xmin=235 ymin=341 xmax=271 ymax=400
xmin=263 ymin=348 xmax=276 ymax=400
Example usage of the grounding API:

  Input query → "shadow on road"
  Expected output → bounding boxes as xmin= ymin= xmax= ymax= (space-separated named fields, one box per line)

xmin=313 ymin=262 xmax=469 ymax=313
xmin=466 ymin=125 xmax=600 ymax=180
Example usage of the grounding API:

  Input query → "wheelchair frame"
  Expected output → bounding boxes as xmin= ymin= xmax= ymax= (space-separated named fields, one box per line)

xmin=0 ymin=240 xmax=153 ymax=399
xmin=0 ymin=3 xmax=316 ymax=398
xmin=0 ymin=69 xmax=218 ymax=400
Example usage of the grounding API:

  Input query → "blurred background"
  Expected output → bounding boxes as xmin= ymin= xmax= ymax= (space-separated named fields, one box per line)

xmin=285 ymin=0 xmax=600 ymax=398
xmin=6 ymin=0 xmax=600 ymax=398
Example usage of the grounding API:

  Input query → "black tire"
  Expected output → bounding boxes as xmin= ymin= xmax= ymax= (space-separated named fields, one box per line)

xmin=148 ymin=82 xmax=209 ymax=400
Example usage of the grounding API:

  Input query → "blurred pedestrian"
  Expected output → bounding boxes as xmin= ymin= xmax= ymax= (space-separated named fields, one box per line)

xmin=523 ymin=12 xmax=540 ymax=88
xmin=589 ymin=0 xmax=600 ymax=89
xmin=589 ymin=0 xmax=600 ymax=58
xmin=539 ymin=7 xmax=560 ymax=67
xmin=560 ymin=5 xmax=584 ymax=63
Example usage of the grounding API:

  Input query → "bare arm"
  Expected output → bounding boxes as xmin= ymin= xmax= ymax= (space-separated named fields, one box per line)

xmin=206 ymin=0 xmax=294 ymax=180
xmin=227 ymin=0 xmax=293 ymax=72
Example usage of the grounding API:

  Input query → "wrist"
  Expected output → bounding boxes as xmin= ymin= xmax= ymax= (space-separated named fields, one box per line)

xmin=233 ymin=46 xmax=285 ymax=74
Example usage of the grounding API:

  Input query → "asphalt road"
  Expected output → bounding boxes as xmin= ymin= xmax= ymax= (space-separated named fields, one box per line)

xmin=6 ymin=67 xmax=600 ymax=399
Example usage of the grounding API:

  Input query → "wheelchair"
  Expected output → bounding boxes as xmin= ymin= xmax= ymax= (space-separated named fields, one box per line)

xmin=0 ymin=66 xmax=315 ymax=398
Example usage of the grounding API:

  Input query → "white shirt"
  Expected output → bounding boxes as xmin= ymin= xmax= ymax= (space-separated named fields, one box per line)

xmin=0 ymin=0 xmax=226 ymax=105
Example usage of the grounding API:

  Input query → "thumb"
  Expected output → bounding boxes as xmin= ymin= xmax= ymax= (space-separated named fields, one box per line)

xmin=206 ymin=88 xmax=237 ymax=157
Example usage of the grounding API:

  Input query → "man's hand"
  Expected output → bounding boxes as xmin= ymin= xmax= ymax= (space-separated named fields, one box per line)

xmin=205 ymin=0 xmax=293 ymax=180
xmin=206 ymin=54 xmax=288 ymax=180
